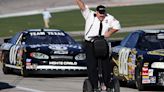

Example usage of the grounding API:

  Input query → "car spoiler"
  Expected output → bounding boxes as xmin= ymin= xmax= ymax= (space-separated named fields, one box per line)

xmin=3 ymin=38 xmax=11 ymax=43
xmin=109 ymin=39 xmax=122 ymax=47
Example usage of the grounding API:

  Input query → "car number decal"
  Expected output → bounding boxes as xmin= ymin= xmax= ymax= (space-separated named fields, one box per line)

xmin=118 ymin=48 xmax=131 ymax=75
xmin=9 ymin=45 xmax=19 ymax=64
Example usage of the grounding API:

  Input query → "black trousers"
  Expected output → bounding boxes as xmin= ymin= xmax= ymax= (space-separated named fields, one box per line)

xmin=84 ymin=40 xmax=112 ymax=89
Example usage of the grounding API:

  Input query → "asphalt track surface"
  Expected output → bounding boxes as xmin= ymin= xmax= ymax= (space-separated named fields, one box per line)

xmin=0 ymin=64 xmax=164 ymax=92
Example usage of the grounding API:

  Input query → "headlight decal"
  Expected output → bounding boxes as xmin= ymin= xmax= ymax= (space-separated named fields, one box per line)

xmin=148 ymin=49 xmax=164 ymax=56
xmin=30 ymin=52 xmax=49 ymax=59
xmin=75 ymin=53 xmax=86 ymax=60
xmin=151 ymin=62 xmax=164 ymax=69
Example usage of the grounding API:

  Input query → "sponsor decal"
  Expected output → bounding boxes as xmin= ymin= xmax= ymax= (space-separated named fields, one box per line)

xmin=29 ymin=32 xmax=65 ymax=36
xmin=49 ymin=45 xmax=68 ymax=50
xmin=49 ymin=61 xmax=77 ymax=65
xmin=30 ymin=32 xmax=45 ymax=36
xmin=142 ymin=76 xmax=151 ymax=84
xmin=148 ymin=69 xmax=154 ymax=76
xmin=16 ymin=49 xmax=23 ymax=64
xmin=26 ymin=59 xmax=32 ymax=63
xmin=142 ymin=78 xmax=150 ymax=84
xmin=51 ymin=55 xmax=73 ymax=59
xmin=142 ymin=76 xmax=149 ymax=79
xmin=26 ymin=62 xmax=31 ymax=66
xmin=47 ymin=32 xmax=65 ymax=36
xmin=26 ymin=65 xmax=33 ymax=69
xmin=128 ymin=49 xmax=137 ymax=80
xmin=150 ymin=76 xmax=156 ymax=83
xmin=53 ymin=50 xmax=68 ymax=54
xmin=143 ymin=62 xmax=149 ymax=67
xmin=142 ymin=67 xmax=149 ymax=76
xmin=142 ymin=67 xmax=148 ymax=71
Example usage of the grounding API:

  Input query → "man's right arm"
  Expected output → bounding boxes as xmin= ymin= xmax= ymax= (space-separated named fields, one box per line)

xmin=75 ymin=0 xmax=86 ymax=11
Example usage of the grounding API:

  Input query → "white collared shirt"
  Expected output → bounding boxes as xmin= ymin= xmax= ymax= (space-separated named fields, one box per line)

xmin=42 ymin=10 xmax=52 ymax=19
xmin=81 ymin=6 xmax=121 ymax=41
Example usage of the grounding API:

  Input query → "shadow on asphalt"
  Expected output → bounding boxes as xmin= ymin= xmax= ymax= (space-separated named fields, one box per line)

xmin=125 ymin=86 xmax=164 ymax=91
xmin=0 ymin=82 xmax=15 ymax=90
xmin=120 ymin=81 xmax=164 ymax=91
xmin=23 ymin=74 xmax=88 ymax=78
xmin=11 ymin=69 xmax=87 ymax=78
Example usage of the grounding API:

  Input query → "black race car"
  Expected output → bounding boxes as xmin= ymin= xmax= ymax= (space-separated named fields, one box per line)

xmin=0 ymin=29 xmax=87 ymax=76
xmin=111 ymin=30 xmax=164 ymax=90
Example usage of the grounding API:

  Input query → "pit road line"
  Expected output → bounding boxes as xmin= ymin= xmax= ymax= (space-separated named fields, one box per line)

xmin=16 ymin=86 xmax=44 ymax=92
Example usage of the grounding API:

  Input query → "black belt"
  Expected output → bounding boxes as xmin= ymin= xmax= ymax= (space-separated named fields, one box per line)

xmin=85 ymin=40 xmax=92 ymax=43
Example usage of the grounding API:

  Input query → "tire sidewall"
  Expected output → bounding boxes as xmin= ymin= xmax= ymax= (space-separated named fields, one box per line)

xmin=135 ymin=65 xmax=144 ymax=91
xmin=111 ymin=78 xmax=120 ymax=92
xmin=1 ymin=51 xmax=11 ymax=74
xmin=83 ymin=79 xmax=92 ymax=92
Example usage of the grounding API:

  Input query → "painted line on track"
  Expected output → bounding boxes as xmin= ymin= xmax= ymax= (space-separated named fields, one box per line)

xmin=16 ymin=86 xmax=44 ymax=92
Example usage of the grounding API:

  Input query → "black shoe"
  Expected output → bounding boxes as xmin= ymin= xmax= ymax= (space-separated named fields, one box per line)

xmin=93 ymin=89 xmax=100 ymax=92
xmin=106 ymin=88 xmax=114 ymax=92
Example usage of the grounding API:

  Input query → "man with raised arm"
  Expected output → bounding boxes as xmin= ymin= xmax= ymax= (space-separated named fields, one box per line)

xmin=75 ymin=0 xmax=121 ymax=92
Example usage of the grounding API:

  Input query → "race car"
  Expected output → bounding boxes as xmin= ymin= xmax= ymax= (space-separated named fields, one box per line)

xmin=0 ymin=29 xmax=87 ymax=76
xmin=111 ymin=30 xmax=164 ymax=91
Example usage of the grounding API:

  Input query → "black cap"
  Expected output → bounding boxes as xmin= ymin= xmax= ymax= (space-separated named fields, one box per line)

xmin=96 ymin=5 xmax=106 ymax=14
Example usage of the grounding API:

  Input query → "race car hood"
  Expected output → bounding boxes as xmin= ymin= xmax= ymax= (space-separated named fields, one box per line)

xmin=25 ymin=44 xmax=84 ymax=55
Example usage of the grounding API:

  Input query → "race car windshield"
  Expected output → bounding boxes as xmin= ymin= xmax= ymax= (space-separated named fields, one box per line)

xmin=138 ymin=34 xmax=164 ymax=51
xmin=23 ymin=32 xmax=76 ymax=45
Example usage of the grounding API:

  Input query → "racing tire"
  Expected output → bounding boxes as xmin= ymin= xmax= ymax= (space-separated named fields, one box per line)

xmin=111 ymin=78 xmax=120 ymax=92
xmin=1 ymin=52 xmax=12 ymax=74
xmin=21 ymin=67 xmax=29 ymax=77
xmin=135 ymin=66 xmax=145 ymax=91
xmin=83 ymin=79 xmax=92 ymax=92
xmin=20 ymin=60 xmax=29 ymax=77
xmin=2 ymin=63 xmax=11 ymax=74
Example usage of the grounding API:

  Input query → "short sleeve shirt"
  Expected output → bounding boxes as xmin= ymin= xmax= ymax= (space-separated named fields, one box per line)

xmin=81 ymin=5 xmax=121 ymax=41
xmin=42 ymin=11 xmax=52 ymax=19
